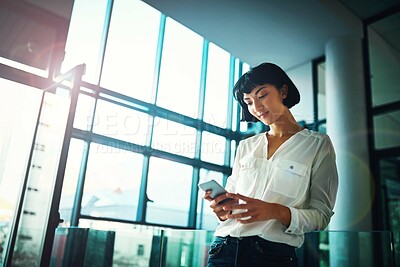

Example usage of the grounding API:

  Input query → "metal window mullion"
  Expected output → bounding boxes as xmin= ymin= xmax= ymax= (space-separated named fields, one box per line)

xmin=188 ymin=39 xmax=209 ymax=228
xmin=70 ymin=63 xmax=102 ymax=226
xmin=222 ymin=56 xmax=235 ymax=185
xmin=312 ymin=59 xmax=319 ymax=131
xmin=150 ymin=14 xmax=166 ymax=106
xmin=70 ymin=141 xmax=90 ymax=226
xmin=137 ymin=14 xmax=166 ymax=223
xmin=96 ymin=0 xmax=114 ymax=86
xmin=41 ymin=65 xmax=85 ymax=266
xmin=194 ymin=39 xmax=209 ymax=159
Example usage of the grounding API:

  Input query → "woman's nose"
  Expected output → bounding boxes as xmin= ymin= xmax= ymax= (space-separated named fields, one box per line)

xmin=253 ymin=100 xmax=264 ymax=112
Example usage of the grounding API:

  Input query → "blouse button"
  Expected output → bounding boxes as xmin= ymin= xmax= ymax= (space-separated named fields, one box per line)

xmin=290 ymin=165 xmax=294 ymax=169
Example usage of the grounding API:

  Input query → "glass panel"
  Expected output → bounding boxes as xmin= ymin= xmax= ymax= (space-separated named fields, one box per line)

xmin=373 ymin=110 xmax=400 ymax=149
xmin=93 ymin=100 xmax=150 ymax=145
xmin=242 ymin=62 xmax=250 ymax=74
xmin=232 ymin=58 xmax=241 ymax=132
xmin=232 ymin=101 xmax=239 ymax=131
xmin=156 ymin=17 xmax=203 ymax=118
xmin=84 ymin=229 xmax=116 ymax=266
xmin=50 ymin=228 xmax=396 ymax=267
xmin=51 ymin=224 xmax=166 ymax=267
xmin=10 ymin=91 xmax=70 ymax=266
xmin=73 ymin=93 xmax=95 ymax=130
xmin=196 ymin=169 xmax=222 ymax=230
xmin=146 ymin=157 xmax=193 ymax=226
xmin=388 ymin=201 xmax=400 ymax=267
xmin=0 ymin=79 xmax=42 ymax=265
xmin=81 ymin=143 xmax=144 ymax=221
xmin=239 ymin=63 xmax=250 ymax=132
xmin=111 ymin=228 xmax=156 ymax=267
xmin=230 ymin=140 xmax=237 ymax=167
xmin=100 ymin=0 xmax=160 ymax=102
xmin=379 ymin=156 xmax=400 ymax=267
xmin=368 ymin=13 xmax=400 ymax=106
xmin=163 ymin=229 xmax=212 ymax=267
xmin=151 ymin=117 xmax=197 ymax=158
xmin=317 ymin=62 xmax=327 ymax=131
xmin=201 ymin=132 xmax=226 ymax=165
xmin=77 ymin=220 xmax=164 ymax=267
xmin=50 ymin=227 xmax=89 ymax=266
xmin=59 ymin=139 xmax=85 ymax=226
xmin=292 ymin=231 xmax=397 ymax=267
xmin=326 ymin=231 xmax=395 ymax=267
xmin=62 ymin=0 xmax=109 ymax=83
xmin=287 ymin=62 xmax=314 ymax=124
xmin=203 ymin=43 xmax=230 ymax=128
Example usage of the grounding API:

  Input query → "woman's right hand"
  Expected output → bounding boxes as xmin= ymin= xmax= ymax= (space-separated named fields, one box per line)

xmin=203 ymin=191 xmax=238 ymax=221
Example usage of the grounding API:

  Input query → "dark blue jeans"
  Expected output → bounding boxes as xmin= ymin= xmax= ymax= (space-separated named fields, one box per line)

xmin=207 ymin=236 xmax=298 ymax=267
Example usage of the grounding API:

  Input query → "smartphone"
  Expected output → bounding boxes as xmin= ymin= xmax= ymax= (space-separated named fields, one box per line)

xmin=198 ymin=179 xmax=228 ymax=199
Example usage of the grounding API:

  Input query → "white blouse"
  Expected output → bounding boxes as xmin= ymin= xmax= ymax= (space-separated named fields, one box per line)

xmin=214 ymin=128 xmax=338 ymax=248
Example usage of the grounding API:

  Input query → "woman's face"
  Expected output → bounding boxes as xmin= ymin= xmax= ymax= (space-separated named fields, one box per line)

xmin=242 ymin=84 xmax=287 ymax=125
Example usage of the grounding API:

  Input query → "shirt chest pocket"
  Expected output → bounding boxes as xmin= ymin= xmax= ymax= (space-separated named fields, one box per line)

xmin=237 ymin=158 xmax=260 ymax=195
xmin=270 ymin=160 xmax=309 ymax=198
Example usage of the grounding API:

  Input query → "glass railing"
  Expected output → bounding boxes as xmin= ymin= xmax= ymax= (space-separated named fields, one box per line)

xmin=49 ymin=227 xmax=397 ymax=267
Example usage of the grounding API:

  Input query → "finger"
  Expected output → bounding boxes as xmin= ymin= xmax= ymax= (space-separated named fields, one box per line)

xmin=210 ymin=200 xmax=225 ymax=212
xmin=227 ymin=210 xmax=250 ymax=219
xmin=224 ymin=203 xmax=247 ymax=212
xmin=226 ymin=193 xmax=252 ymax=202
xmin=204 ymin=196 xmax=213 ymax=201
xmin=213 ymin=193 xmax=232 ymax=204
xmin=237 ymin=217 xmax=255 ymax=224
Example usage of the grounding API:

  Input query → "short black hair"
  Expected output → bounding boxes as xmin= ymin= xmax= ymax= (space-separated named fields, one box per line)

xmin=233 ymin=62 xmax=300 ymax=122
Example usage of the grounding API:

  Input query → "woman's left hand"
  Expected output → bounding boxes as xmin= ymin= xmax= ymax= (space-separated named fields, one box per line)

xmin=223 ymin=193 xmax=290 ymax=226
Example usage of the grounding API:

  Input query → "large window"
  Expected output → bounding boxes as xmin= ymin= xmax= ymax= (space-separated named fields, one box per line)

xmin=367 ymin=11 xmax=400 ymax=266
xmin=100 ymin=0 xmax=161 ymax=102
xmin=61 ymin=0 xmax=109 ymax=83
xmin=81 ymin=143 xmax=144 ymax=221
xmin=203 ymin=43 xmax=231 ymax=128
xmin=58 ymin=0 xmax=246 ymax=230
xmin=151 ymin=117 xmax=197 ymax=158
xmin=146 ymin=158 xmax=193 ymax=226
xmin=156 ymin=18 xmax=203 ymax=118
xmin=93 ymin=100 xmax=150 ymax=145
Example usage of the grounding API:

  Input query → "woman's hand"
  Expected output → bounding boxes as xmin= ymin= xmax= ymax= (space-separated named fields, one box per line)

xmin=223 ymin=193 xmax=291 ymax=226
xmin=203 ymin=191 xmax=239 ymax=221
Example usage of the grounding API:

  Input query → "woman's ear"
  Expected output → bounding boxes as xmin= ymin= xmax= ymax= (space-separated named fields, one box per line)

xmin=280 ymin=84 xmax=288 ymax=99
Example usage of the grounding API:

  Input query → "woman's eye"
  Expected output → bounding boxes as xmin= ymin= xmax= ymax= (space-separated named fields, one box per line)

xmin=258 ymin=94 xmax=267 ymax=99
xmin=245 ymin=102 xmax=253 ymax=106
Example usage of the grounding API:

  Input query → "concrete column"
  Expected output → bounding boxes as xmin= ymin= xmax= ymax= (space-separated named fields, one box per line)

xmin=325 ymin=35 xmax=374 ymax=267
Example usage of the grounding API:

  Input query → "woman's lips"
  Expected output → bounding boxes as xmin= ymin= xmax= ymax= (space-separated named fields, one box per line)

xmin=259 ymin=111 xmax=269 ymax=118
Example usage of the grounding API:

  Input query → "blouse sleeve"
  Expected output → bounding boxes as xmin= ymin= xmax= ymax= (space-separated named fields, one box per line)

xmin=285 ymin=135 xmax=339 ymax=235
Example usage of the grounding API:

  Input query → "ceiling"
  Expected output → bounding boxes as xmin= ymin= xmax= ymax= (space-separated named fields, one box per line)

xmin=338 ymin=0 xmax=399 ymax=19
xmin=141 ymin=0 xmax=400 ymax=70
xmin=7 ymin=0 xmax=400 ymax=71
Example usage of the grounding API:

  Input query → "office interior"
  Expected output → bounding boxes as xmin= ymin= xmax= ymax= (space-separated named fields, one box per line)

xmin=0 ymin=0 xmax=399 ymax=266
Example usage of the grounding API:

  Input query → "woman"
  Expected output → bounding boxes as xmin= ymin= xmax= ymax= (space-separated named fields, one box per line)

xmin=203 ymin=62 xmax=338 ymax=267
